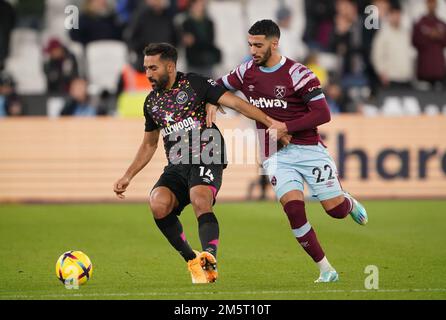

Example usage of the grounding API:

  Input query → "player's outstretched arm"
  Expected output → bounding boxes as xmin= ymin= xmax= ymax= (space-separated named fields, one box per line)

xmin=208 ymin=99 xmax=291 ymax=145
xmin=205 ymin=103 xmax=225 ymax=128
xmin=283 ymin=98 xmax=331 ymax=133
xmin=216 ymin=92 xmax=282 ymax=128
xmin=113 ymin=130 xmax=160 ymax=199
xmin=267 ymin=98 xmax=331 ymax=141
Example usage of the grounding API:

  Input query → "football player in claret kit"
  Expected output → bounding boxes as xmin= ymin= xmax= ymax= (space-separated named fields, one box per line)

xmin=113 ymin=43 xmax=284 ymax=284
xmin=211 ymin=20 xmax=368 ymax=283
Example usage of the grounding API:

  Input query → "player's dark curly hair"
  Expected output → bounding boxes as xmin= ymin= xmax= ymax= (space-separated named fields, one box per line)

xmin=248 ymin=19 xmax=281 ymax=39
xmin=143 ymin=43 xmax=178 ymax=64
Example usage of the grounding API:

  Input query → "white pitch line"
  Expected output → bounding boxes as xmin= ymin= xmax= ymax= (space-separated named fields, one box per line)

xmin=1 ymin=288 xmax=445 ymax=299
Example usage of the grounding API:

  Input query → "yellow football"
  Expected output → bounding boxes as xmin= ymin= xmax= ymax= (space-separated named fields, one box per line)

xmin=56 ymin=251 xmax=93 ymax=287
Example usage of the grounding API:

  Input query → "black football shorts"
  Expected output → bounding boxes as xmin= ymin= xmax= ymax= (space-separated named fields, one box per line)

xmin=151 ymin=164 xmax=224 ymax=215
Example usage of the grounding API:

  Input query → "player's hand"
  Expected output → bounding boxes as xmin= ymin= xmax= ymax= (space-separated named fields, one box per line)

xmin=113 ymin=176 xmax=130 ymax=199
xmin=205 ymin=103 xmax=226 ymax=128
xmin=279 ymin=134 xmax=292 ymax=146
xmin=266 ymin=116 xmax=288 ymax=141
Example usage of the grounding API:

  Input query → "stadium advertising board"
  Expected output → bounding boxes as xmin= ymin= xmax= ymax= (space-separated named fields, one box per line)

xmin=0 ymin=116 xmax=445 ymax=201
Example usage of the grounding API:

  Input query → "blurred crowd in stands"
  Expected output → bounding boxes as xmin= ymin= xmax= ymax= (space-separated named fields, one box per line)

xmin=0 ymin=0 xmax=445 ymax=117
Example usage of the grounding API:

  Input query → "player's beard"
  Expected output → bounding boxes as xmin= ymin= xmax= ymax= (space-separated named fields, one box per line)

xmin=149 ymin=72 xmax=169 ymax=91
xmin=255 ymin=47 xmax=272 ymax=67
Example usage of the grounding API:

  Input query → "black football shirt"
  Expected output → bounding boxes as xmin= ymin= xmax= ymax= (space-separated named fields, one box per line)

xmin=144 ymin=72 xmax=227 ymax=166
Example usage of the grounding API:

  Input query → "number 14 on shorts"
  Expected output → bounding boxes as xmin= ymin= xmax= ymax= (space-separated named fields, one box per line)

xmin=199 ymin=166 xmax=214 ymax=181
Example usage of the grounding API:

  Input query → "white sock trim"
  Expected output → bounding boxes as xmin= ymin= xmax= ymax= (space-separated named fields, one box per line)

xmin=292 ymin=222 xmax=311 ymax=238
xmin=345 ymin=196 xmax=354 ymax=212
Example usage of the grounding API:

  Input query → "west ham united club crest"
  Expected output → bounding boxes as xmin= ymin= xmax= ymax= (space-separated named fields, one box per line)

xmin=176 ymin=91 xmax=188 ymax=104
xmin=271 ymin=176 xmax=277 ymax=186
xmin=274 ymin=85 xmax=286 ymax=98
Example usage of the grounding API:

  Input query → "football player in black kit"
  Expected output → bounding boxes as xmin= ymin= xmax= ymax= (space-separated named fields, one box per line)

xmin=113 ymin=43 xmax=284 ymax=284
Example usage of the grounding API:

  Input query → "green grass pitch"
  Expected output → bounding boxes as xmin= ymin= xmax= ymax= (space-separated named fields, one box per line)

xmin=0 ymin=200 xmax=445 ymax=300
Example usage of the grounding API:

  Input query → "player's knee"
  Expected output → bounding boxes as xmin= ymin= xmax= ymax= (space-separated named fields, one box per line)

xmin=149 ymin=201 xmax=172 ymax=219
xmin=190 ymin=196 xmax=212 ymax=214
xmin=149 ymin=191 xmax=174 ymax=219
xmin=283 ymin=200 xmax=307 ymax=228
xmin=324 ymin=196 xmax=350 ymax=219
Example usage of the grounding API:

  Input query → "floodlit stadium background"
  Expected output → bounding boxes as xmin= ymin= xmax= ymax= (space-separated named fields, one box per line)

xmin=1 ymin=0 xmax=446 ymax=202
xmin=1 ymin=0 xmax=446 ymax=302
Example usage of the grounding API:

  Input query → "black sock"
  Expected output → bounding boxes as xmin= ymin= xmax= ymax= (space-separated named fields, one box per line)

xmin=154 ymin=213 xmax=196 ymax=262
xmin=198 ymin=212 xmax=219 ymax=258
